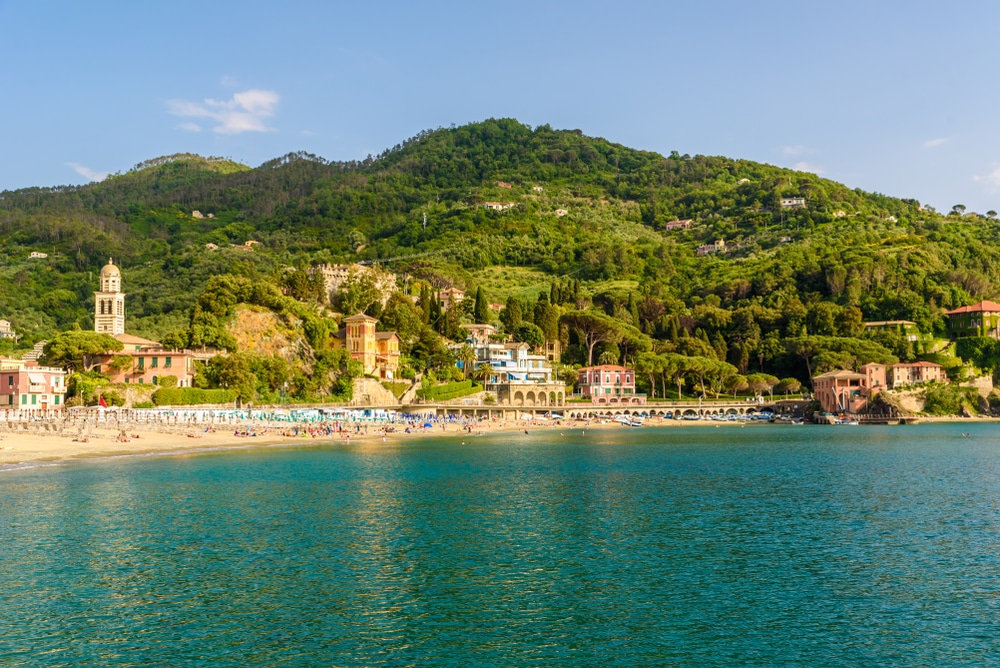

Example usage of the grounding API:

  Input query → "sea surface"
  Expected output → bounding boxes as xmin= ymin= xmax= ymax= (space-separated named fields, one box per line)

xmin=3 ymin=423 xmax=1000 ymax=666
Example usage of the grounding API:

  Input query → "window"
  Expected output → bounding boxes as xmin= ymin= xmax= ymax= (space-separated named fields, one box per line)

xmin=151 ymin=357 xmax=158 ymax=368
xmin=152 ymin=376 xmax=158 ymax=385
xmin=21 ymin=394 xmax=26 ymax=405
xmin=31 ymin=395 xmax=36 ymax=405
xmin=164 ymin=357 xmax=172 ymax=368
xmin=6 ymin=375 xmax=11 ymax=387
xmin=138 ymin=358 xmax=145 ymax=369
xmin=54 ymin=395 xmax=59 ymax=405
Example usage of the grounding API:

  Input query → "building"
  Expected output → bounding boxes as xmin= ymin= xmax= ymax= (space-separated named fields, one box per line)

xmin=891 ymin=361 xmax=947 ymax=388
xmin=813 ymin=363 xmax=886 ymax=414
xmin=0 ymin=320 xmax=16 ymax=340
xmin=538 ymin=339 xmax=561 ymax=364
xmin=331 ymin=313 xmax=400 ymax=379
xmin=439 ymin=287 xmax=466 ymax=311
xmin=664 ymin=219 xmax=692 ymax=232
xmin=29 ymin=251 xmax=48 ymax=259
xmin=458 ymin=323 xmax=498 ymax=347
xmin=554 ymin=208 xmax=569 ymax=217
xmin=696 ymin=239 xmax=726 ymax=256
xmin=0 ymin=359 xmax=67 ymax=410
xmin=532 ymin=186 xmax=544 ymax=192
xmin=315 ymin=263 xmax=397 ymax=306
xmin=88 ymin=338 xmax=212 ymax=388
xmin=576 ymin=365 xmax=645 ymax=405
xmin=454 ymin=339 xmax=564 ymax=407
xmin=94 ymin=258 xmax=126 ymax=336
xmin=497 ymin=181 xmax=512 ymax=189
xmin=780 ymin=196 xmax=806 ymax=209
xmin=864 ymin=320 xmax=920 ymax=342
xmin=944 ymin=301 xmax=1000 ymax=339
xmin=484 ymin=202 xmax=516 ymax=211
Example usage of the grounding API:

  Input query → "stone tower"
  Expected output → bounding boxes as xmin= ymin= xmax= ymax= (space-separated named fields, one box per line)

xmin=94 ymin=258 xmax=125 ymax=336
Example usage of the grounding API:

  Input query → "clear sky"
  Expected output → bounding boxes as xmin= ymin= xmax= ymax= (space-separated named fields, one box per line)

xmin=3 ymin=0 xmax=999 ymax=213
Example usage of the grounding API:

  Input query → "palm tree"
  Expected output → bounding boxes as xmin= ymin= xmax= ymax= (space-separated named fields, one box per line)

xmin=457 ymin=344 xmax=476 ymax=379
xmin=473 ymin=362 xmax=493 ymax=387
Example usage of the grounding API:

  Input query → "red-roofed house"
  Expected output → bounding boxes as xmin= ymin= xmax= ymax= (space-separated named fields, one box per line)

xmin=945 ymin=300 xmax=1000 ymax=339
xmin=891 ymin=361 xmax=947 ymax=387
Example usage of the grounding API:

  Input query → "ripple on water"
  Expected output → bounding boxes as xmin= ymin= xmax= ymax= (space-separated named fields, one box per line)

xmin=2 ymin=424 xmax=1000 ymax=666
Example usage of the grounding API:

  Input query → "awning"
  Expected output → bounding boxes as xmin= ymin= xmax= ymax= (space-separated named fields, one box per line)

xmin=28 ymin=374 xmax=46 ymax=385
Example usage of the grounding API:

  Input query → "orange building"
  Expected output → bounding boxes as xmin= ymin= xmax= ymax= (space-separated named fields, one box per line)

xmin=331 ymin=313 xmax=400 ymax=379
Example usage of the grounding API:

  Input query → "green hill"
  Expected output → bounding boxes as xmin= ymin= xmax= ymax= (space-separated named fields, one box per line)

xmin=1 ymin=118 xmax=998 ymax=386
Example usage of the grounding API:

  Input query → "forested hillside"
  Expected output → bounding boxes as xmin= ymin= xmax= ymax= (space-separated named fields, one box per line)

xmin=2 ymin=118 xmax=998 ymax=391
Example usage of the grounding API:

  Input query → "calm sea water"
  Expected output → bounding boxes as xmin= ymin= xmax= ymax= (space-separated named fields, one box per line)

xmin=3 ymin=424 xmax=1000 ymax=666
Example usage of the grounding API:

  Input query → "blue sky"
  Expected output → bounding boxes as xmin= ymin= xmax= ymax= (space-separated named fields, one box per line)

xmin=3 ymin=0 xmax=999 ymax=213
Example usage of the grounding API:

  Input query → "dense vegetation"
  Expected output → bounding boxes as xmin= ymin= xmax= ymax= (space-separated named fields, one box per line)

xmin=4 ymin=118 xmax=1000 ymax=401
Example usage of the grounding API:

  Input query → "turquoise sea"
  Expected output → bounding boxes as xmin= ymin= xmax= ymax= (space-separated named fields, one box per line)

xmin=3 ymin=424 xmax=1000 ymax=666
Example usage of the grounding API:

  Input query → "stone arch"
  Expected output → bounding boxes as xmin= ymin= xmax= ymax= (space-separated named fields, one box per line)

xmin=514 ymin=390 xmax=524 ymax=406
xmin=538 ymin=392 xmax=548 ymax=406
xmin=549 ymin=392 xmax=556 ymax=405
xmin=526 ymin=391 xmax=536 ymax=406
xmin=557 ymin=392 xmax=563 ymax=405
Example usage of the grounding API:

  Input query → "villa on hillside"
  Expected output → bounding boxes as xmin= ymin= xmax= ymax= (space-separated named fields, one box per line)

xmin=696 ymin=239 xmax=726 ymax=256
xmin=780 ymin=196 xmax=806 ymax=209
xmin=0 ymin=320 xmax=16 ymax=340
xmin=944 ymin=301 xmax=1000 ymax=339
xmin=331 ymin=313 xmax=400 ymax=379
xmin=813 ymin=363 xmax=886 ymax=414
xmin=864 ymin=320 xmax=920 ymax=342
xmin=439 ymin=287 xmax=466 ymax=311
xmin=891 ymin=361 xmax=947 ymax=387
xmin=664 ymin=219 xmax=692 ymax=232
xmin=576 ymin=365 xmax=645 ymax=405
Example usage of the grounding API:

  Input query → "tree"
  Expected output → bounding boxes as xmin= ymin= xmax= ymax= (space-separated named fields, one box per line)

xmin=952 ymin=204 xmax=967 ymax=216
xmin=473 ymin=286 xmax=489 ymax=323
xmin=457 ymin=344 xmax=476 ymax=379
xmin=42 ymin=331 xmax=122 ymax=372
xmin=336 ymin=268 xmax=383 ymax=316
xmin=635 ymin=352 xmax=661 ymax=398
xmin=473 ymin=362 xmax=493 ymax=386
xmin=513 ymin=322 xmax=545 ymax=349
xmin=499 ymin=295 xmax=523 ymax=332
xmin=988 ymin=210 xmax=997 ymax=219
xmin=726 ymin=373 xmax=748 ymax=398
xmin=777 ymin=377 xmax=802 ymax=397
xmin=560 ymin=311 xmax=623 ymax=366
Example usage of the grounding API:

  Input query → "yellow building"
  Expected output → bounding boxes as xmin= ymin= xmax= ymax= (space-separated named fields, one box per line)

xmin=332 ymin=313 xmax=401 ymax=379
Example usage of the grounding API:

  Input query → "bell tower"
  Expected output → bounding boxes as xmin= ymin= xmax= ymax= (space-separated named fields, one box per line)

xmin=94 ymin=258 xmax=125 ymax=335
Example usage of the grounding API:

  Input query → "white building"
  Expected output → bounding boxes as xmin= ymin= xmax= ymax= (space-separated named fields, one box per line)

xmin=453 ymin=335 xmax=565 ymax=407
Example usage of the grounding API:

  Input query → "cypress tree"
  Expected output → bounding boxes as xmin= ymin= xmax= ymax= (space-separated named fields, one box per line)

xmin=474 ymin=286 xmax=489 ymax=323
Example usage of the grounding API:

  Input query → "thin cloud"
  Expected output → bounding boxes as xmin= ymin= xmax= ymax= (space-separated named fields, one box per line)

xmin=793 ymin=161 xmax=825 ymax=175
xmin=66 ymin=162 xmax=108 ymax=182
xmin=972 ymin=166 xmax=1000 ymax=188
xmin=922 ymin=137 xmax=950 ymax=148
xmin=220 ymin=75 xmax=240 ymax=87
xmin=178 ymin=122 xmax=202 ymax=132
xmin=167 ymin=89 xmax=279 ymax=134
xmin=782 ymin=145 xmax=805 ymax=156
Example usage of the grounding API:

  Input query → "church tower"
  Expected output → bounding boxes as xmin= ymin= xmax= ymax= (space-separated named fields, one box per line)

xmin=94 ymin=258 xmax=125 ymax=336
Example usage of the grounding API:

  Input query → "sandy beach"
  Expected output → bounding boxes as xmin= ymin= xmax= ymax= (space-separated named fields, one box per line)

xmin=0 ymin=413 xmax=764 ymax=468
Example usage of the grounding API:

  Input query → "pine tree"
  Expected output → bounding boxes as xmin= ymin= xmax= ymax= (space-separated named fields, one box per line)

xmin=473 ymin=286 xmax=489 ymax=323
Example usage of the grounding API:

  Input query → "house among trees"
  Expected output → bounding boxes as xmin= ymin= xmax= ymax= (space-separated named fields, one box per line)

xmin=315 ymin=263 xmax=397 ymax=306
xmin=484 ymin=202 xmax=516 ymax=211
xmin=497 ymin=181 xmax=512 ymax=189
xmin=29 ymin=251 xmax=48 ymax=259
xmin=696 ymin=239 xmax=726 ymax=256
xmin=944 ymin=301 xmax=1000 ymax=339
xmin=576 ymin=365 xmax=645 ymax=405
xmin=0 ymin=320 xmax=16 ymax=340
xmin=813 ymin=364 xmax=886 ymax=413
xmin=438 ymin=287 xmax=466 ymax=311
xmin=780 ymin=196 xmax=806 ymax=209
xmin=461 ymin=339 xmax=564 ymax=407
xmin=331 ymin=313 xmax=400 ymax=379
xmin=664 ymin=219 xmax=692 ymax=232
xmin=864 ymin=320 xmax=920 ymax=342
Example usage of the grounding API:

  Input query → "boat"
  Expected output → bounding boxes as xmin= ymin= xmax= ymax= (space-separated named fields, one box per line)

xmin=833 ymin=418 xmax=859 ymax=425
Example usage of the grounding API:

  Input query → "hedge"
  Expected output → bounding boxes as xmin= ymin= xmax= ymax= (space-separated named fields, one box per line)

xmin=416 ymin=379 xmax=481 ymax=401
xmin=152 ymin=388 xmax=238 ymax=406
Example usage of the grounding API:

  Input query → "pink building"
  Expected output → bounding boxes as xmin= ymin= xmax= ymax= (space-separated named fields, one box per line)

xmin=891 ymin=361 xmax=947 ymax=387
xmin=813 ymin=363 xmax=886 ymax=414
xmin=0 ymin=359 xmax=67 ymax=410
xmin=664 ymin=219 xmax=692 ymax=231
xmin=88 ymin=334 xmax=217 ymax=388
xmin=576 ymin=364 xmax=646 ymax=404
